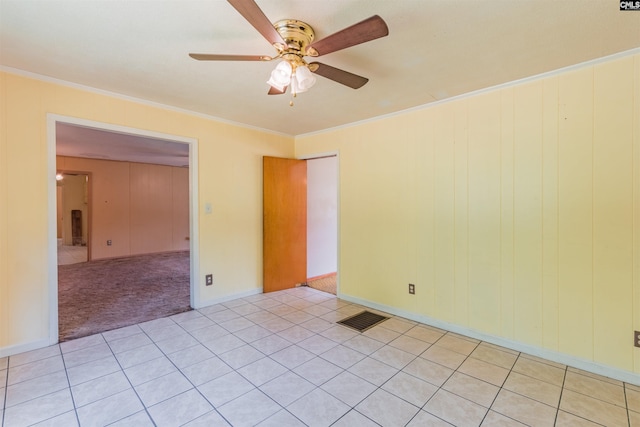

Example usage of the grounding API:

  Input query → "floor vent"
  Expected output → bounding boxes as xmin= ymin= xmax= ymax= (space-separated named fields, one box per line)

xmin=337 ymin=310 xmax=389 ymax=332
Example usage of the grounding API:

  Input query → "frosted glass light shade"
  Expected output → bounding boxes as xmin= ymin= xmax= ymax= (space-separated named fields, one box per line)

xmin=267 ymin=61 xmax=292 ymax=91
xmin=292 ymin=65 xmax=316 ymax=93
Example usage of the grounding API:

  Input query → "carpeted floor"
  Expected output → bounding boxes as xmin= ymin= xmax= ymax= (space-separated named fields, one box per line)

xmin=307 ymin=273 xmax=337 ymax=295
xmin=58 ymin=251 xmax=191 ymax=341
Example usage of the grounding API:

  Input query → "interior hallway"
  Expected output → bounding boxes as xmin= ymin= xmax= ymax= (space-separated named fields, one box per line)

xmin=1 ymin=287 xmax=638 ymax=426
xmin=57 ymin=240 xmax=88 ymax=266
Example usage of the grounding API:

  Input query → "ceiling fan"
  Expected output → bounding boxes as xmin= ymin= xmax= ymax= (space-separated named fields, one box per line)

xmin=189 ymin=0 xmax=389 ymax=98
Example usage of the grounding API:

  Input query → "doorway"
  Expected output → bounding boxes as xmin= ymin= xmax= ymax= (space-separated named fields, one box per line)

xmin=306 ymin=156 xmax=338 ymax=294
xmin=263 ymin=154 xmax=338 ymax=295
xmin=56 ymin=172 xmax=90 ymax=266
xmin=47 ymin=114 xmax=200 ymax=345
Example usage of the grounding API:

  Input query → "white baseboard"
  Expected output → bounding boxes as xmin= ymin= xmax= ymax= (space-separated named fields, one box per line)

xmin=195 ymin=287 xmax=263 ymax=309
xmin=0 ymin=338 xmax=52 ymax=359
xmin=338 ymin=292 xmax=640 ymax=386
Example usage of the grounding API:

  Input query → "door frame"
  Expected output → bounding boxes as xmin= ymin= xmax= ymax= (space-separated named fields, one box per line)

xmin=46 ymin=114 xmax=200 ymax=345
xmin=57 ymin=171 xmax=92 ymax=262
xmin=298 ymin=151 xmax=340 ymax=296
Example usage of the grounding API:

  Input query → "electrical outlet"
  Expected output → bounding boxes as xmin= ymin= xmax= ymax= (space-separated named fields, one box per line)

xmin=408 ymin=283 xmax=415 ymax=295
xmin=635 ymin=330 xmax=640 ymax=348
xmin=106 ymin=240 xmax=112 ymax=246
xmin=206 ymin=274 xmax=213 ymax=286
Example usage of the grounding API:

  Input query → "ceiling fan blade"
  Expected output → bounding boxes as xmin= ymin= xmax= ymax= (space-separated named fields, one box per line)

xmin=189 ymin=53 xmax=271 ymax=61
xmin=268 ymin=85 xmax=287 ymax=95
xmin=306 ymin=15 xmax=389 ymax=57
xmin=227 ymin=0 xmax=285 ymax=47
xmin=309 ymin=62 xmax=369 ymax=89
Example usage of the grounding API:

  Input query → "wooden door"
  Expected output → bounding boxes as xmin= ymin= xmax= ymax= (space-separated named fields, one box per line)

xmin=263 ymin=156 xmax=307 ymax=293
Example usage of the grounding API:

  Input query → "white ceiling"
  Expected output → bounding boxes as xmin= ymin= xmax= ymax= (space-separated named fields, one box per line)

xmin=56 ymin=123 xmax=190 ymax=167
xmin=2 ymin=0 xmax=640 ymax=140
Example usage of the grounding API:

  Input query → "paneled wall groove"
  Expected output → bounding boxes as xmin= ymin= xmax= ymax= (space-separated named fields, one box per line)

xmin=57 ymin=156 xmax=189 ymax=260
xmin=297 ymin=52 xmax=640 ymax=376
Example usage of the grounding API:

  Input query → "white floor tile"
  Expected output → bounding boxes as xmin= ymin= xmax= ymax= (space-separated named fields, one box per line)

xmin=8 ymin=346 xmax=61 ymax=368
xmin=107 ymin=332 xmax=153 ymax=354
xmin=256 ymin=409 xmax=306 ymax=426
xmin=218 ymin=344 xmax=265 ymax=370
xmin=320 ymin=371 xmax=377 ymax=407
xmin=76 ymin=389 xmax=143 ymax=427
xmin=135 ymin=371 xmax=193 ymax=407
xmin=71 ymin=371 xmax=131 ymax=408
xmin=147 ymin=389 xmax=213 ymax=427
xmin=270 ymin=345 xmax=315 ymax=369
xmin=2 ymin=287 xmax=634 ymax=427
xmin=217 ymin=389 xmax=281 ymax=427
xmin=259 ymin=371 xmax=315 ymax=407
xmin=356 ymin=388 xmax=420 ymax=427
xmin=382 ymin=371 xmax=439 ymax=407
xmin=62 ymin=342 xmax=113 ymax=368
xmin=198 ymin=371 xmax=255 ymax=407
xmin=292 ymin=357 xmax=342 ymax=386
xmin=66 ymin=355 xmax=121 ymax=386
xmin=348 ymin=357 xmax=399 ymax=386
xmin=319 ymin=344 xmax=366 ymax=369
xmin=7 ymin=355 xmax=65 ymax=386
xmin=237 ymin=357 xmax=288 ymax=387
xmin=108 ymin=410 xmax=155 ymax=426
xmin=331 ymin=410 xmax=380 ymax=427
xmin=5 ymin=370 xmax=69 ymax=408
xmin=59 ymin=334 xmax=105 ymax=354
xmin=182 ymin=410 xmax=231 ymax=426
xmin=250 ymin=334 xmax=293 ymax=355
xmin=3 ymin=389 xmax=74 ymax=427
xmin=123 ymin=356 xmax=176 ymax=386
xmin=31 ymin=409 xmax=79 ymax=427
xmin=114 ymin=343 xmax=164 ymax=369
xmin=370 ymin=345 xmax=416 ymax=369
xmin=277 ymin=325 xmax=317 ymax=343
xmin=167 ymin=343 xmax=214 ymax=369
xmin=287 ymin=388 xmax=350 ymax=427
xmin=180 ymin=356 xmax=233 ymax=386
xmin=102 ymin=325 xmax=143 ymax=342
xmin=154 ymin=332 xmax=199 ymax=355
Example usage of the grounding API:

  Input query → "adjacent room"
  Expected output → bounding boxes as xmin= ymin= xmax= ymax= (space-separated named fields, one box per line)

xmin=1 ymin=0 xmax=639 ymax=426
xmin=55 ymin=123 xmax=192 ymax=341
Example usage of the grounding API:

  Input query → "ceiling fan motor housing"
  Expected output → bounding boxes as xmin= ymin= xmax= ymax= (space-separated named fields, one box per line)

xmin=273 ymin=19 xmax=315 ymax=57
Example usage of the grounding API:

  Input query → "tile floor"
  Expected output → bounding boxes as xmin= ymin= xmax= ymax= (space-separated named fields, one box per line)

xmin=1 ymin=287 xmax=639 ymax=426
xmin=57 ymin=242 xmax=87 ymax=265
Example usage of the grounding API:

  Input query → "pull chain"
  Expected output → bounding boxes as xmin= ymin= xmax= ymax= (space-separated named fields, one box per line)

xmin=290 ymin=70 xmax=297 ymax=106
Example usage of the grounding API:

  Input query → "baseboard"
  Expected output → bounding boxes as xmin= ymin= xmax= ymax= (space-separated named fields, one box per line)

xmin=0 ymin=338 xmax=52 ymax=359
xmin=338 ymin=292 xmax=640 ymax=386
xmin=195 ymin=287 xmax=263 ymax=309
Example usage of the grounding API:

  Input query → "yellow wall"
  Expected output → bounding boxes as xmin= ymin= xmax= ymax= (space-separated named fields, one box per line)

xmin=296 ymin=53 xmax=640 ymax=376
xmin=1 ymin=53 xmax=639 ymax=379
xmin=57 ymin=156 xmax=190 ymax=259
xmin=0 ymin=71 xmax=294 ymax=352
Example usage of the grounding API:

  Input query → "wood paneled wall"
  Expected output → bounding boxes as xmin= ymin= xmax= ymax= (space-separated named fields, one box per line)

xmin=57 ymin=156 xmax=189 ymax=259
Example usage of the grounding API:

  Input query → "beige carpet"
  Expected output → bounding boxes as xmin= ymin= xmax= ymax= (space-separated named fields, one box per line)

xmin=58 ymin=251 xmax=191 ymax=341
xmin=307 ymin=273 xmax=337 ymax=295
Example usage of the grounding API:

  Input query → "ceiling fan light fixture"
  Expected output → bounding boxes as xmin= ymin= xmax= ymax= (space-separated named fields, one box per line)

xmin=267 ymin=60 xmax=292 ymax=91
xmin=292 ymin=65 xmax=316 ymax=93
xmin=190 ymin=1 xmax=389 ymax=96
